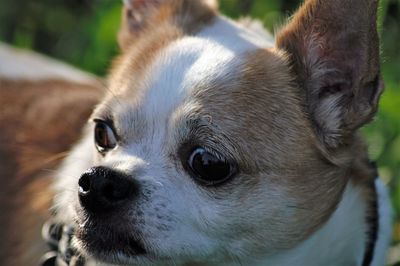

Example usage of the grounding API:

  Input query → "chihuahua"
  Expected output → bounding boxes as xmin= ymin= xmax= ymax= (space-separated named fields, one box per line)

xmin=51 ymin=0 xmax=392 ymax=265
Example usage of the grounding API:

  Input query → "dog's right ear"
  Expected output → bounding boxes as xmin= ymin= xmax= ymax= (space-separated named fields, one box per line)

xmin=118 ymin=0 xmax=217 ymax=51
xmin=276 ymin=0 xmax=383 ymax=149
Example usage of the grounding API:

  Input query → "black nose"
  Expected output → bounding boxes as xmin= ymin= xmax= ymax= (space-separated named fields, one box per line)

xmin=78 ymin=166 xmax=138 ymax=213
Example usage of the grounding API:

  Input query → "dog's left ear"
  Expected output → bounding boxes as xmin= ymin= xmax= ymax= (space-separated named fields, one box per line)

xmin=276 ymin=0 xmax=384 ymax=148
xmin=118 ymin=0 xmax=217 ymax=51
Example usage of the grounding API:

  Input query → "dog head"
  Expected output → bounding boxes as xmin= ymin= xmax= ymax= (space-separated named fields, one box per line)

xmin=54 ymin=0 xmax=383 ymax=264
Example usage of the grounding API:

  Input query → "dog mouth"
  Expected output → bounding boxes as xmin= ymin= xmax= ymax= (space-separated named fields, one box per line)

xmin=76 ymin=223 xmax=147 ymax=260
xmin=74 ymin=215 xmax=148 ymax=264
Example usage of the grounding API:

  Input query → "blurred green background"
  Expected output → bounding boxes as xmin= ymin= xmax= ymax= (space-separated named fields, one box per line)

xmin=0 ymin=0 xmax=399 ymax=261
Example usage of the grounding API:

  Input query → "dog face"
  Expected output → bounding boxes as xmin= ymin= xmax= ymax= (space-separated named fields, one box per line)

xmin=54 ymin=0 xmax=383 ymax=264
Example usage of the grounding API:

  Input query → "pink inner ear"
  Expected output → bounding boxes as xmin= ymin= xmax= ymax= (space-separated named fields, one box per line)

xmin=122 ymin=0 xmax=163 ymax=33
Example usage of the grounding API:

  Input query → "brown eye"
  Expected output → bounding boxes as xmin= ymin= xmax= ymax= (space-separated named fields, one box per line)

xmin=94 ymin=120 xmax=117 ymax=153
xmin=187 ymin=147 xmax=237 ymax=186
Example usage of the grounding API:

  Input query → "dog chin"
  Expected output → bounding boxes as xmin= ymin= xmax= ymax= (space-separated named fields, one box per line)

xmin=75 ymin=235 xmax=152 ymax=265
xmin=74 ymin=217 xmax=149 ymax=265
xmin=74 ymin=222 xmax=209 ymax=266
xmin=75 ymin=236 xmax=174 ymax=266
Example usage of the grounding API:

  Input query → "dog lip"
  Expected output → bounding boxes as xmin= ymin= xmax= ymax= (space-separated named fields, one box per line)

xmin=75 ymin=225 xmax=147 ymax=262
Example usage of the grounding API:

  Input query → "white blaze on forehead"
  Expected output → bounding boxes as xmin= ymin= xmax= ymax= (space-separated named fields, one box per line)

xmin=141 ymin=37 xmax=237 ymax=124
xmin=198 ymin=16 xmax=274 ymax=53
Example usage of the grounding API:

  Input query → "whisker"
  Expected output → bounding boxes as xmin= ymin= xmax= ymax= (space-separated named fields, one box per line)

xmin=286 ymin=205 xmax=311 ymax=210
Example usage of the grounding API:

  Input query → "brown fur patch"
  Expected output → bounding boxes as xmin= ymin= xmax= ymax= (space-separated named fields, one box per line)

xmin=0 ymin=78 xmax=101 ymax=265
xmin=110 ymin=23 xmax=183 ymax=96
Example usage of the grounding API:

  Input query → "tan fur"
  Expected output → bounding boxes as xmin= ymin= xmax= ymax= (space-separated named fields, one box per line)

xmin=276 ymin=0 xmax=383 ymax=149
xmin=110 ymin=24 xmax=183 ymax=96
xmin=118 ymin=0 xmax=217 ymax=51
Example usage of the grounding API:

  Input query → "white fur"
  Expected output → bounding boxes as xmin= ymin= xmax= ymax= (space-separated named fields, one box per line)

xmin=0 ymin=43 xmax=97 ymax=83
xmin=371 ymin=179 xmax=393 ymax=266
xmin=53 ymin=128 xmax=95 ymax=224
xmin=141 ymin=37 xmax=236 ymax=123
xmin=315 ymin=94 xmax=344 ymax=146
xmin=198 ymin=16 xmax=273 ymax=53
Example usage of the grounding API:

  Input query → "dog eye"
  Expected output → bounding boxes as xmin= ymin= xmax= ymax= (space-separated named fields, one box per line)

xmin=187 ymin=147 xmax=237 ymax=186
xmin=94 ymin=120 xmax=117 ymax=153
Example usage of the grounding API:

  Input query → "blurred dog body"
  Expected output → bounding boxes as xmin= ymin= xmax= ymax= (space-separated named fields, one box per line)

xmin=0 ymin=43 xmax=101 ymax=265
